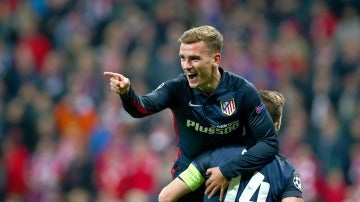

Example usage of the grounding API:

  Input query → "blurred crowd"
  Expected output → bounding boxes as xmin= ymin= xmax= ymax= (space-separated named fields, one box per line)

xmin=0 ymin=0 xmax=359 ymax=202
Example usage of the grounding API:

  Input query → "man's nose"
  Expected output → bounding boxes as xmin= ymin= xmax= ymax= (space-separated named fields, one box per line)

xmin=183 ymin=59 xmax=192 ymax=69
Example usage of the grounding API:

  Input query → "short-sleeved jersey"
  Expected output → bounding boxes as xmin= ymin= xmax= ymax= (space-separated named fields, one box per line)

xmin=120 ymin=68 xmax=278 ymax=179
xmin=179 ymin=146 xmax=303 ymax=202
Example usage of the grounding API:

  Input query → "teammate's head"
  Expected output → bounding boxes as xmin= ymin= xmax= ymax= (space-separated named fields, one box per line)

xmin=259 ymin=90 xmax=285 ymax=132
xmin=178 ymin=25 xmax=223 ymax=54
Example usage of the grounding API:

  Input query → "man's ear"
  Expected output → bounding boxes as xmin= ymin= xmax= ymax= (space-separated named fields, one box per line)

xmin=213 ymin=52 xmax=221 ymax=64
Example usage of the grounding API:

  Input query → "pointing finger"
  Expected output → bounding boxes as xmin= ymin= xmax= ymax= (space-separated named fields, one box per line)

xmin=103 ymin=72 xmax=125 ymax=80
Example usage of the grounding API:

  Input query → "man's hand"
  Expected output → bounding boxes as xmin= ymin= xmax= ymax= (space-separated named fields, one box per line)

xmin=103 ymin=72 xmax=130 ymax=95
xmin=205 ymin=167 xmax=229 ymax=201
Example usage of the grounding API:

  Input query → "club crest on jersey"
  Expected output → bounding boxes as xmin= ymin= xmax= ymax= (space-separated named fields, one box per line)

xmin=220 ymin=98 xmax=236 ymax=116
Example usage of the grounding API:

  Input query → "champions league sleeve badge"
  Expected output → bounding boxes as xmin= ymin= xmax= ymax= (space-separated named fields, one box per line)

xmin=255 ymin=103 xmax=266 ymax=114
xmin=293 ymin=173 xmax=302 ymax=191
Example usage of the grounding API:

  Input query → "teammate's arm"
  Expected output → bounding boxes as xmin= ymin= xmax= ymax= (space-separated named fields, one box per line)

xmin=281 ymin=171 xmax=304 ymax=202
xmin=158 ymin=178 xmax=192 ymax=202
xmin=282 ymin=197 xmax=304 ymax=202
xmin=158 ymin=163 xmax=205 ymax=202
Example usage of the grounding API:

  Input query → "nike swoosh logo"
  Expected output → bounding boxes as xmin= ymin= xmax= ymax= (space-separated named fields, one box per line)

xmin=188 ymin=101 xmax=202 ymax=107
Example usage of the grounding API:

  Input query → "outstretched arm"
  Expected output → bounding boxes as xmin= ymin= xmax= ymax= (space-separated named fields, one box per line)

xmin=104 ymin=71 xmax=180 ymax=118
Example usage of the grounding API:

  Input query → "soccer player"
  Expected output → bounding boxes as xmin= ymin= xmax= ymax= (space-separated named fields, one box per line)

xmin=158 ymin=90 xmax=303 ymax=202
xmin=104 ymin=25 xmax=279 ymax=201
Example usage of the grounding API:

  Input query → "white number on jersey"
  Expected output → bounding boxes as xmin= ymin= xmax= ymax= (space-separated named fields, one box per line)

xmin=224 ymin=172 xmax=270 ymax=202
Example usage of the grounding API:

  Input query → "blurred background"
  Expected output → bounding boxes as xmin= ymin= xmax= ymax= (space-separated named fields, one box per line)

xmin=0 ymin=0 xmax=359 ymax=201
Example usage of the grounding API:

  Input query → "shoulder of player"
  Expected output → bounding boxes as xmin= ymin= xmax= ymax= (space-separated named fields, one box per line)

xmin=274 ymin=154 xmax=297 ymax=176
xmin=257 ymin=155 xmax=297 ymax=185
xmin=222 ymin=70 xmax=256 ymax=90
xmin=157 ymin=74 xmax=188 ymax=90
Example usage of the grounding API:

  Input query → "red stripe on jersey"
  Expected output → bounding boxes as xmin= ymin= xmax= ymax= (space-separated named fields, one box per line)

xmin=131 ymin=99 xmax=153 ymax=115
xmin=171 ymin=110 xmax=181 ymax=178
xmin=172 ymin=110 xmax=180 ymax=144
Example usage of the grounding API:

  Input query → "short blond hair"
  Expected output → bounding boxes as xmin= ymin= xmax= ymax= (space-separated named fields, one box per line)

xmin=178 ymin=25 xmax=223 ymax=53
xmin=259 ymin=90 xmax=285 ymax=124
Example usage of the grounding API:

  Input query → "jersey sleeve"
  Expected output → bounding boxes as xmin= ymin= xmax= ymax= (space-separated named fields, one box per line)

xmin=220 ymin=83 xmax=279 ymax=179
xmin=120 ymin=81 xmax=176 ymax=118
xmin=281 ymin=171 xmax=303 ymax=199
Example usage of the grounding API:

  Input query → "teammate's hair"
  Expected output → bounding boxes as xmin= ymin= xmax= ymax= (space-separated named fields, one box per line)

xmin=259 ymin=90 xmax=285 ymax=130
xmin=178 ymin=25 xmax=223 ymax=53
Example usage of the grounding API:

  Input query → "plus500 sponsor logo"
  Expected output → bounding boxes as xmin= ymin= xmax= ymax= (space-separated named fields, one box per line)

xmin=186 ymin=119 xmax=240 ymax=135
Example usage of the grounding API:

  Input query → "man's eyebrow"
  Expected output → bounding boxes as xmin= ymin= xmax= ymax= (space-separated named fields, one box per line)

xmin=179 ymin=54 xmax=201 ymax=59
xmin=189 ymin=55 xmax=201 ymax=59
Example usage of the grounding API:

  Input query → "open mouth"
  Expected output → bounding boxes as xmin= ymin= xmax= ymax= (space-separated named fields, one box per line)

xmin=186 ymin=72 xmax=198 ymax=82
xmin=188 ymin=73 xmax=197 ymax=79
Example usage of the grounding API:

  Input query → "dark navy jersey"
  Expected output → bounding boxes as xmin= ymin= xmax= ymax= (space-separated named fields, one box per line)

xmin=120 ymin=68 xmax=278 ymax=179
xmin=191 ymin=146 xmax=303 ymax=202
